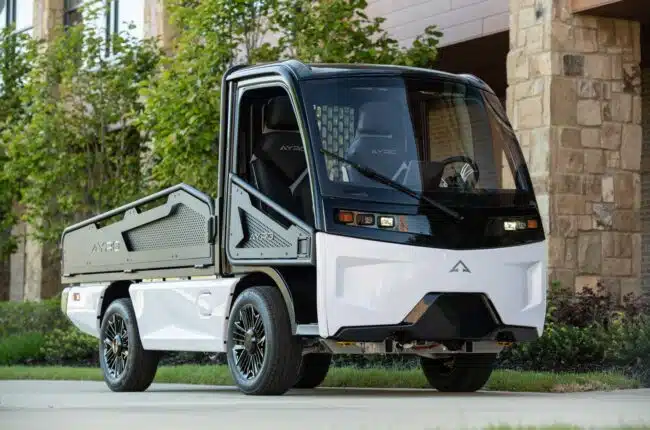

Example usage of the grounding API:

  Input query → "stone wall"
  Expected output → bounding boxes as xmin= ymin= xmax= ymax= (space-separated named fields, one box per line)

xmin=507 ymin=0 xmax=643 ymax=297
xmin=642 ymin=66 xmax=650 ymax=293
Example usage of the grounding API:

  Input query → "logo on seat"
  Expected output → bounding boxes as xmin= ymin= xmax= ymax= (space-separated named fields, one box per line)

xmin=449 ymin=260 xmax=471 ymax=273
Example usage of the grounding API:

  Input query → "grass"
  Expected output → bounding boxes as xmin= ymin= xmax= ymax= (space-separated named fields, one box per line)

xmin=0 ymin=364 xmax=640 ymax=393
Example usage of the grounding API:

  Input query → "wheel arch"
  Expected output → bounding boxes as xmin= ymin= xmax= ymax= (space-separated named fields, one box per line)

xmin=227 ymin=268 xmax=297 ymax=336
xmin=97 ymin=280 xmax=133 ymax=332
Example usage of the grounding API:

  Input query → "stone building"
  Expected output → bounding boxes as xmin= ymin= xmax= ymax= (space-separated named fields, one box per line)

xmin=364 ymin=0 xmax=650 ymax=297
xmin=1 ymin=0 xmax=649 ymax=300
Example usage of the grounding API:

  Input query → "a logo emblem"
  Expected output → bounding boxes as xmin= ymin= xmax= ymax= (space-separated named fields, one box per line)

xmin=450 ymin=260 xmax=471 ymax=273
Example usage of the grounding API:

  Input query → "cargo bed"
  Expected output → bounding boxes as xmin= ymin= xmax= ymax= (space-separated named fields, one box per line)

xmin=60 ymin=184 xmax=217 ymax=284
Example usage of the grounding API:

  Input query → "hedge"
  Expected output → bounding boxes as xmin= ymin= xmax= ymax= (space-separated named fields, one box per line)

xmin=1 ymin=283 xmax=649 ymax=386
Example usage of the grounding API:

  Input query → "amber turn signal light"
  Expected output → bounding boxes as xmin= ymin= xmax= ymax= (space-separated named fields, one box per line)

xmin=336 ymin=211 xmax=355 ymax=224
xmin=527 ymin=219 xmax=538 ymax=229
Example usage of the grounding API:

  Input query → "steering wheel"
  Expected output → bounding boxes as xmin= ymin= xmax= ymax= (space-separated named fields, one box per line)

xmin=438 ymin=155 xmax=480 ymax=189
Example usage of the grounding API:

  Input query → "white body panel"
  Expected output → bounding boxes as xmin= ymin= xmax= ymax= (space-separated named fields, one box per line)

xmin=63 ymin=278 xmax=238 ymax=353
xmin=63 ymin=284 xmax=107 ymax=337
xmin=129 ymin=278 xmax=237 ymax=352
xmin=316 ymin=233 xmax=547 ymax=338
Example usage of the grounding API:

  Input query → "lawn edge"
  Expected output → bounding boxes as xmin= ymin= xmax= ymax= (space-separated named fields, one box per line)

xmin=0 ymin=365 xmax=640 ymax=393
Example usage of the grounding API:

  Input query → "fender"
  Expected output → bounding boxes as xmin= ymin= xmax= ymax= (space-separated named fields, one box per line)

xmin=226 ymin=266 xmax=297 ymax=340
xmin=95 ymin=281 xmax=129 ymax=333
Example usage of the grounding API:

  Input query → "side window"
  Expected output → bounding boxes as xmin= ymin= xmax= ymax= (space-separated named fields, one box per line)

xmin=234 ymin=85 xmax=314 ymax=226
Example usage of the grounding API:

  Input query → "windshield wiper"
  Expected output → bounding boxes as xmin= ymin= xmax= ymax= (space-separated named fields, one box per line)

xmin=320 ymin=148 xmax=463 ymax=222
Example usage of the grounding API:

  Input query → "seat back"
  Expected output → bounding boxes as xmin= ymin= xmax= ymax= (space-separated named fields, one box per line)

xmin=345 ymin=102 xmax=409 ymax=185
xmin=250 ymin=96 xmax=312 ymax=224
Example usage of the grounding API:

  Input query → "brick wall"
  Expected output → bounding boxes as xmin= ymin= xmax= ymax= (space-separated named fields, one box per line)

xmin=642 ymin=67 xmax=650 ymax=293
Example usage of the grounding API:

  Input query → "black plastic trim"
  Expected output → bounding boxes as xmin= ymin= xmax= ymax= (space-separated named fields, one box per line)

xmin=331 ymin=292 xmax=540 ymax=343
xmin=322 ymin=197 xmax=545 ymax=251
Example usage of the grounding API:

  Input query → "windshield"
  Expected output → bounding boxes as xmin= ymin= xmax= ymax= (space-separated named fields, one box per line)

xmin=301 ymin=76 xmax=532 ymax=207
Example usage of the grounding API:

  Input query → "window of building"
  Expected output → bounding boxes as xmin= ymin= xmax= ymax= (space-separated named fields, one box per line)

xmin=64 ymin=0 xmax=84 ymax=27
xmin=116 ymin=0 xmax=144 ymax=40
xmin=0 ymin=1 xmax=8 ymax=29
xmin=64 ymin=0 xmax=144 ymax=57
xmin=15 ymin=0 xmax=33 ymax=33
xmin=1 ymin=0 xmax=34 ymax=34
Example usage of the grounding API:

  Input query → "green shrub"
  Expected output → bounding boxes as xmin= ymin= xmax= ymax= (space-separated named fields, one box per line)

xmin=498 ymin=286 xmax=650 ymax=386
xmin=0 ymin=333 xmax=46 ymax=365
xmin=546 ymin=281 xmax=649 ymax=327
xmin=0 ymin=298 xmax=71 ymax=338
xmin=41 ymin=328 xmax=98 ymax=365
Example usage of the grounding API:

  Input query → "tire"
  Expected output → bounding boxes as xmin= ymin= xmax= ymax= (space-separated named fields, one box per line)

xmin=420 ymin=353 xmax=496 ymax=393
xmin=99 ymin=298 xmax=160 ymax=392
xmin=294 ymin=353 xmax=332 ymax=389
xmin=226 ymin=285 xmax=302 ymax=395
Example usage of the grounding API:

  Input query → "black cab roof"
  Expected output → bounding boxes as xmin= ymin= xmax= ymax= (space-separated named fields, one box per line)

xmin=225 ymin=59 xmax=496 ymax=94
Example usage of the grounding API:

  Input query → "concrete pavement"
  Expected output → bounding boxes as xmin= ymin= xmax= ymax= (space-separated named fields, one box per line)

xmin=1 ymin=381 xmax=649 ymax=429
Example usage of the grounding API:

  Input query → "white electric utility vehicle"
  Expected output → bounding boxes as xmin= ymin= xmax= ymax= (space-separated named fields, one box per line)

xmin=60 ymin=60 xmax=547 ymax=396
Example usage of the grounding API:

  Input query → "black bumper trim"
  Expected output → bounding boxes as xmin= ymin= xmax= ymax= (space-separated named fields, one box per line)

xmin=331 ymin=292 xmax=540 ymax=343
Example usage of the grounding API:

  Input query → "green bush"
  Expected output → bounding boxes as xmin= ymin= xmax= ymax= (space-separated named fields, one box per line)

xmin=0 ymin=333 xmax=46 ymax=365
xmin=497 ymin=284 xmax=650 ymax=385
xmin=0 ymin=298 xmax=71 ymax=338
xmin=41 ymin=328 xmax=98 ymax=365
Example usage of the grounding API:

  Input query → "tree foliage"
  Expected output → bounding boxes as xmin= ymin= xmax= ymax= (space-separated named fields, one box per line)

xmin=139 ymin=0 xmax=443 ymax=193
xmin=0 ymin=26 xmax=37 ymax=256
xmin=137 ymin=0 xmax=278 ymax=194
xmin=1 ymin=0 xmax=442 ymax=250
xmin=1 ymin=2 xmax=161 ymax=244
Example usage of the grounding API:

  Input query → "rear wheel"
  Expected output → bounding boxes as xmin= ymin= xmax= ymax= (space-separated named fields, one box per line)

xmin=294 ymin=353 xmax=332 ymax=389
xmin=226 ymin=285 xmax=302 ymax=395
xmin=99 ymin=298 xmax=160 ymax=392
xmin=420 ymin=353 xmax=496 ymax=393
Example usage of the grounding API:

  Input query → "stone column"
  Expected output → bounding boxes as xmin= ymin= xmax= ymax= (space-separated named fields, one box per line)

xmin=507 ymin=0 xmax=643 ymax=297
xmin=34 ymin=0 xmax=64 ymax=42
xmin=144 ymin=0 xmax=177 ymax=52
xmin=641 ymin=67 xmax=650 ymax=293
xmin=9 ymin=222 xmax=26 ymax=301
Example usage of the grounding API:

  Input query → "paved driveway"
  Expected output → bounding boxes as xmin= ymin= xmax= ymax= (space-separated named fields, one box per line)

xmin=1 ymin=381 xmax=649 ymax=429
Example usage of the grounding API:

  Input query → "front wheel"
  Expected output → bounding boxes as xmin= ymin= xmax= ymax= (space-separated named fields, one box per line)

xmin=226 ymin=286 xmax=302 ymax=395
xmin=420 ymin=353 xmax=496 ymax=393
xmin=99 ymin=298 xmax=160 ymax=392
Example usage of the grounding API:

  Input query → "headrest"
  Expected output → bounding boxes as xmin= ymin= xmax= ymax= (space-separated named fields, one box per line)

xmin=356 ymin=102 xmax=395 ymax=136
xmin=264 ymin=96 xmax=298 ymax=130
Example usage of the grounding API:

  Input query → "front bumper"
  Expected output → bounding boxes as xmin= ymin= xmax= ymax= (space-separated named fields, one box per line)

xmin=331 ymin=292 xmax=539 ymax=343
xmin=316 ymin=233 xmax=547 ymax=339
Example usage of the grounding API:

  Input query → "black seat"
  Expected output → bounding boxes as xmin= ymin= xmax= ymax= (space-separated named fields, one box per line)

xmin=250 ymin=96 xmax=313 ymax=225
xmin=345 ymin=102 xmax=409 ymax=186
